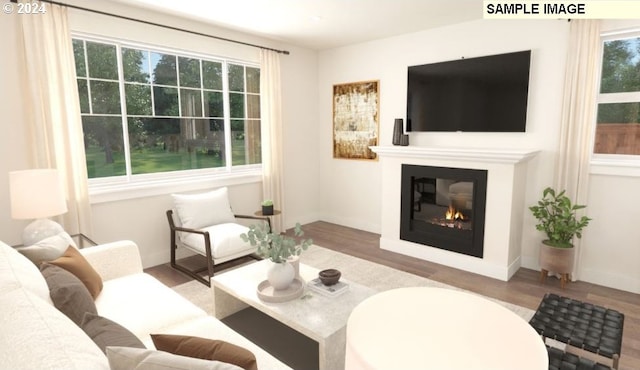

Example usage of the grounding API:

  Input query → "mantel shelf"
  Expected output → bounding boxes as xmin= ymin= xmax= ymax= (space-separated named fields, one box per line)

xmin=370 ymin=146 xmax=540 ymax=164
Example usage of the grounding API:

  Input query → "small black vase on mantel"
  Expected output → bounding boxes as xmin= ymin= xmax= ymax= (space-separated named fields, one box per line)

xmin=392 ymin=118 xmax=409 ymax=146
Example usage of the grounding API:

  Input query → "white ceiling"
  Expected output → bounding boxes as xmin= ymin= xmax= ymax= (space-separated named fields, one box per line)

xmin=111 ymin=0 xmax=484 ymax=50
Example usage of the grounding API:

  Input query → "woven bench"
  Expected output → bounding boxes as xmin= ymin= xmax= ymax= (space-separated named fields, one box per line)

xmin=530 ymin=293 xmax=624 ymax=370
xmin=547 ymin=345 xmax=612 ymax=370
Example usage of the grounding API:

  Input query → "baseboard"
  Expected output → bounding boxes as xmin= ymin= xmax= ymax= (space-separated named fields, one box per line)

xmin=579 ymin=268 xmax=640 ymax=294
xmin=318 ymin=214 xmax=380 ymax=234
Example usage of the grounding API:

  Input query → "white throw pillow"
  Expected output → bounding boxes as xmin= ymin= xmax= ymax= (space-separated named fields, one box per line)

xmin=106 ymin=346 xmax=243 ymax=370
xmin=15 ymin=231 xmax=77 ymax=265
xmin=0 ymin=241 xmax=52 ymax=304
xmin=172 ymin=188 xmax=236 ymax=229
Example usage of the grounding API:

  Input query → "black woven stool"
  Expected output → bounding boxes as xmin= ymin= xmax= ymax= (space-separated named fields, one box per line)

xmin=530 ymin=293 xmax=624 ymax=369
xmin=547 ymin=345 xmax=612 ymax=370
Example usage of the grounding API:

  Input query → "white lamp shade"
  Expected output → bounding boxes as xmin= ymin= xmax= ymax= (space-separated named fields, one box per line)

xmin=9 ymin=169 xmax=68 ymax=219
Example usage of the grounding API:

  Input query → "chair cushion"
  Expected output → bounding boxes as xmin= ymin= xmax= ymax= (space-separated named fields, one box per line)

xmin=181 ymin=223 xmax=254 ymax=260
xmin=172 ymin=188 xmax=236 ymax=230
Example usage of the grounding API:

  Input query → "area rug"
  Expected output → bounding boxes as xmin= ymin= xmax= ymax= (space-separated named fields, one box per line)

xmin=172 ymin=244 xmax=535 ymax=321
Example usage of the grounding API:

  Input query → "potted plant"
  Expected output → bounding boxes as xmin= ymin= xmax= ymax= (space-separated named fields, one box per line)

xmin=529 ymin=187 xmax=592 ymax=288
xmin=240 ymin=222 xmax=312 ymax=290
xmin=261 ymin=199 xmax=274 ymax=215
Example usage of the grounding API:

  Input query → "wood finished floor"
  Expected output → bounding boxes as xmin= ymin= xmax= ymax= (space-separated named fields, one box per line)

xmin=145 ymin=221 xmax=640 ymax=370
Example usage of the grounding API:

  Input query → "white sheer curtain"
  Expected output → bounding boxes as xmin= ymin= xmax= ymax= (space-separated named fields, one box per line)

xmin=260 ymin=50 xmax=285 ymax=233
xmin=555 ymin=20 xmax=601 ymax=280
xmin=19 ymin=4 xmax=92 ymax=236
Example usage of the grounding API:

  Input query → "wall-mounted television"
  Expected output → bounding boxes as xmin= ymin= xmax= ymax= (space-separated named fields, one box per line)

xmin=406 ymin=50 xmax=531 ymax=133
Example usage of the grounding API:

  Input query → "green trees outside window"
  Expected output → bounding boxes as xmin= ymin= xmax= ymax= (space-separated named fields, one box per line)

xmin=595 ymin=36 xmax=640 ymax=155
xmin=72 ymin=37 xmax=262 ymax=179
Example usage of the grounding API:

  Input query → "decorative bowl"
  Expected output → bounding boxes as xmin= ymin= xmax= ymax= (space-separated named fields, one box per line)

xmin=318 ymin=269 xmax=341 ymax=286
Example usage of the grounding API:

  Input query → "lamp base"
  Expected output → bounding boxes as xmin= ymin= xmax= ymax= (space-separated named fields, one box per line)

xmin=22 ymin=219 xmax=64 ymax=246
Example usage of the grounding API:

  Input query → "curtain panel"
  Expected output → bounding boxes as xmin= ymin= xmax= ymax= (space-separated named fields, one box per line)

xmin=19 ymin=4 xmax=92 ymax=236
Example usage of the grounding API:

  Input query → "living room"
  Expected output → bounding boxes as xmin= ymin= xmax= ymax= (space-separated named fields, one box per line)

xmin=2 ymin=0 xmax=638 ymax=294
xmin=1 ymin=0 xmax=639 ymax=368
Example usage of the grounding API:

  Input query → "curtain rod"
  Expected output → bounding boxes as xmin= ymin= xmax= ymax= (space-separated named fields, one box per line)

xmin=16 ymin=0 xmax=290 ymax=55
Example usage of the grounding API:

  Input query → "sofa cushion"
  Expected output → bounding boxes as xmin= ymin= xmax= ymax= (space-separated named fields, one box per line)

xmin=172 ymin=187 xmax=236 ymax=229
xmin=15 ymin=231 xmax=76 ymax=265
xmin=0 ymin=288 xmax=108 ymax=369
xmin=81 ymin=312 xmax=145 ymax=353
xmin=151 ymin=334 xmax=257 ymax=370
xmin=49 ymin=245 xmax=103 ymax=299
xmin=95 ymin=273 xmax=206 ymax=339
xmin=40 ymin=263 xmax=97 ymax=326
xmin=0 ymin=241 xmax=52 ymax=304
xmin=107 ymin=346 xmax=243 ymax=370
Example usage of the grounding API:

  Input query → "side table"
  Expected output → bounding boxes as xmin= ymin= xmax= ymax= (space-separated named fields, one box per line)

xmin=70 ymin=233 xmax=98 ymax=248
xmin=254 ymin=209 xmax=281 ymax=231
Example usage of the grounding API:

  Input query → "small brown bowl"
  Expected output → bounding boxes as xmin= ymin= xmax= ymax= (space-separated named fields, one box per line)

xmin=318 ymin=269 xmax=341 ymax=286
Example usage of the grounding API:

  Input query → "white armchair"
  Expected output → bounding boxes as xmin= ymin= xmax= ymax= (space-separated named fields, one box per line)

xmin=166 ymin=187 xmax=267 ymax=286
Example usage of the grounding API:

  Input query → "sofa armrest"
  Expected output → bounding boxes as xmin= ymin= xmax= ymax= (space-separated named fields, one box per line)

xmin=81 ymin=240 xmax=143 ymax=281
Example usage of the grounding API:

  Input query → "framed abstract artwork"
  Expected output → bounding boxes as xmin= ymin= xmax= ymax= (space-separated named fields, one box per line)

xmin=332 ymin=80 xmax=379 ymax=160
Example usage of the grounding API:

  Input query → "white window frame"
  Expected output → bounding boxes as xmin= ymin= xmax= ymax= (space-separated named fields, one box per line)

xmin=72 ymin=33 xmax=263 ymax=203
xmin=590 ymin=28 xmax=640 ymax=177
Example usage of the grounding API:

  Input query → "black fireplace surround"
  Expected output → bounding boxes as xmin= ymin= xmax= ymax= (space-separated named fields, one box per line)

xmin=400 ymin=164 xmax=488 ymax=258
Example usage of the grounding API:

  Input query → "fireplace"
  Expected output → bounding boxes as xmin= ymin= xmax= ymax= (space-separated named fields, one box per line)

xmin=400 ymin=164 xmax=487 ymax=258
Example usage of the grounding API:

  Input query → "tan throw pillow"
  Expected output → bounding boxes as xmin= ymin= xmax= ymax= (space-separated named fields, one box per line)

xmin=151 ymin=334 xmax=257 ymax=370
xmin=49 ymin=245 xmax=103 ymax=299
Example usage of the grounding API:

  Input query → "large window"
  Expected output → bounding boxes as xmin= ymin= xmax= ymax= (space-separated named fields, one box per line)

xmin=72 ymin=37 xmax=261 ymax=182
xmin=595 ymin=33 xmax=640 ymax=156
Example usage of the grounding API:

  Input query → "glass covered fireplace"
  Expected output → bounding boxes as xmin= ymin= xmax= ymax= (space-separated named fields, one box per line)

xmin=400 ymin=164 xmax=488 ymax=258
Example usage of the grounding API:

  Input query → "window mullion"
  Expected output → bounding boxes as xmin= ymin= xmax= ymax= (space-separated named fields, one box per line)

xmin=116 ymin=44 xmax=133 ymax=179
xmin=222 ymin=62 xmax=232 ymax=171
xmin=83 ymin=40 xmax=93 ymax=115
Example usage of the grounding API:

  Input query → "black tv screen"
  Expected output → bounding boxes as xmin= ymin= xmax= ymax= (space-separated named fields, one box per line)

xmin=406 ymin=50 xmax=531 ymax=132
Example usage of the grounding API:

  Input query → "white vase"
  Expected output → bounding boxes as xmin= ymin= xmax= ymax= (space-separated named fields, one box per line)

xmin=267 ymin=261 xmax=295 ymax=290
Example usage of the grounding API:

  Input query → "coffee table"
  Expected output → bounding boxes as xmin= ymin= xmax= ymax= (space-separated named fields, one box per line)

xmin=211 ymin=260 xmax=377 ymax=370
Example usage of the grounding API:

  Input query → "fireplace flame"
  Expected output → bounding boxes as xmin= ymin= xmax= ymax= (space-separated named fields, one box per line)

xmin=445 ymin=205 xmax=466 ymax=221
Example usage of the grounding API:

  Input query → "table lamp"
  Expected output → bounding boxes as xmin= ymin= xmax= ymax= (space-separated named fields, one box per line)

xmin=9 ymin=169 xmax=68 ymax=246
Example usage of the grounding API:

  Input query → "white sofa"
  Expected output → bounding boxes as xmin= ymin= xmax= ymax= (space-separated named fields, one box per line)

xmin=0 ymin=239 xmax=290 ymax=369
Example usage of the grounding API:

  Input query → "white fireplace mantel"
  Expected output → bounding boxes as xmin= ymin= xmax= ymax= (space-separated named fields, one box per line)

xmin=370 ymin=146 xmax=539 ymax=164
xmin=373 ymin=145 xmax=540 ymax=281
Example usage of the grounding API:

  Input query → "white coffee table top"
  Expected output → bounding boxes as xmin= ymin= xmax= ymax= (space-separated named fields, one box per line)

xmin=212 ymin=260 xmax=377 ymax=342
xmin=345 ymin=287 xmax=548 ymax=370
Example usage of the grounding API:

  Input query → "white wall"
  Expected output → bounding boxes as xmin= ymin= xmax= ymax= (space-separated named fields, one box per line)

xmin=0 ymin=1 xmax=320 ymax=268
xmin=317 ymin=19 xmax=640 ymax=293
xmin=318 ymin=19 xmax=568 ymax=243
xmin=2 ymin=5 xmax=638 ymax=293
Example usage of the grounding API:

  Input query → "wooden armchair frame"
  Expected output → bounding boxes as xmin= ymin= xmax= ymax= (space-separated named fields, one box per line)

xmin=166 ymin=210 xmax=268 ymax=287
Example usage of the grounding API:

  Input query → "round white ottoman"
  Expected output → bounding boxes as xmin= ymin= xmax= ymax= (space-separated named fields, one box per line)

xmin=345 ymin=287 xmax=547 ymax=370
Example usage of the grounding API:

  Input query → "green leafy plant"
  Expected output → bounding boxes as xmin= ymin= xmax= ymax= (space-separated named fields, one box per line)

xmin=261 ymin=199 xmax=273 ymax=206
xmin=240 ymin=222 xmax=313 ymax=263
xmin=529 ymin=187 xmax=592 ymax=248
